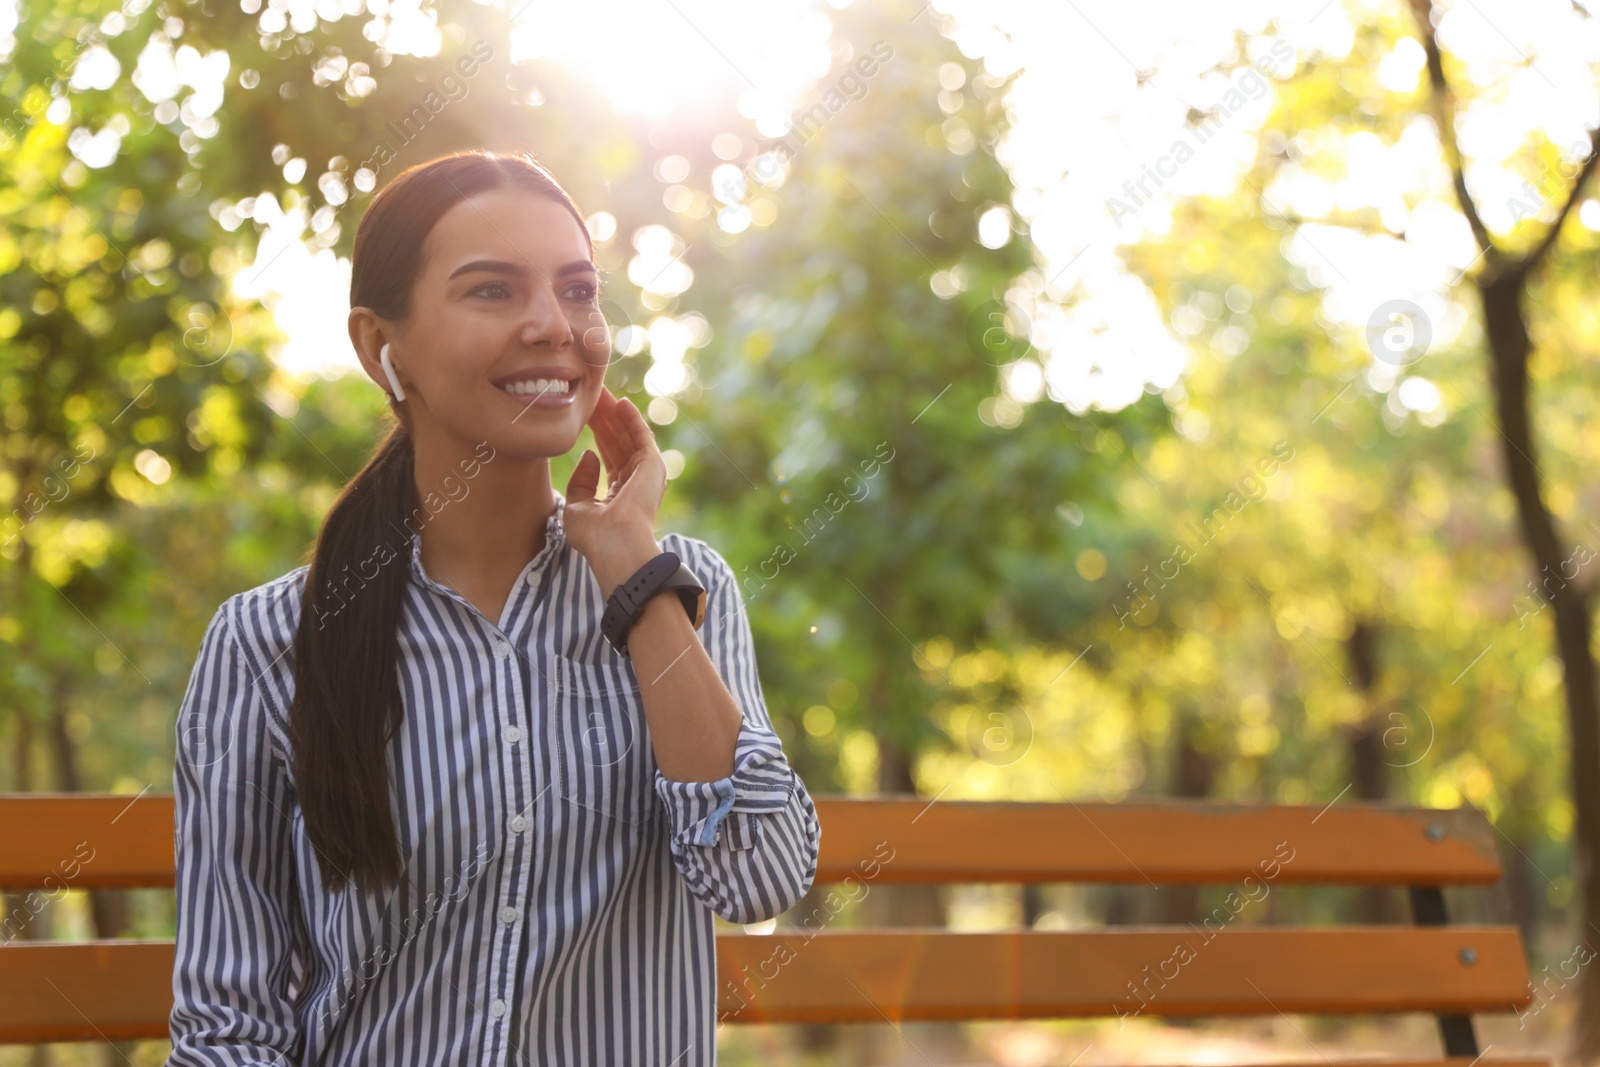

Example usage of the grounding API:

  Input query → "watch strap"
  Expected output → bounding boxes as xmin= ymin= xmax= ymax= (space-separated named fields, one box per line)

xmin=601 ymin=551 xmax=707 ymax=657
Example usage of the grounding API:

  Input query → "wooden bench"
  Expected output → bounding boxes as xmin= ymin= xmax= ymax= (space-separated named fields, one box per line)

xmin=0 ymin=794 xmax=1542 ymax=1064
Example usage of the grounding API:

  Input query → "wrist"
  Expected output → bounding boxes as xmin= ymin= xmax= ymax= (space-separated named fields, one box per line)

xmin=590 ymin=531 xmax=664 ymax=594
xmin=597 ymin=543 xmax=708 ymax=658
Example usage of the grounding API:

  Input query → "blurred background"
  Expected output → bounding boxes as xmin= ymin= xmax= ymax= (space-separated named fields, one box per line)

xmin=3 ymin=0 xmax=1599 ymax=1062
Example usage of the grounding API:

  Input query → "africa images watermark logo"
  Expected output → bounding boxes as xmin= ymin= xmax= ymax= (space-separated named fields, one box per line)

xmin=1106 ymin=38 xmax=1295 ymax=226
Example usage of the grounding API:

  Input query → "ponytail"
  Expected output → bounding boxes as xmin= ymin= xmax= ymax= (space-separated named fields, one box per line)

xmin=289 ymin=422 xmax=415 ymax=895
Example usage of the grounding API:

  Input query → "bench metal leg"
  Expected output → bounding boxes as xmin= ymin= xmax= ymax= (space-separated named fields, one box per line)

xmin=1408 ymin=886 xmax=1480 ymax=1057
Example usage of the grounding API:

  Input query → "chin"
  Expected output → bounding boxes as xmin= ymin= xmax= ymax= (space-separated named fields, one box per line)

xmin=490 ymin=426 xmax=586 ymax=463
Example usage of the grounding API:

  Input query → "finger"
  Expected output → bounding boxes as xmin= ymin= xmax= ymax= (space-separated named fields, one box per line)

xmin=586 ymin=385 xmax=615 ymax=432
xmin=606 ymin=403 xmax=661 ymax=501
xmin=597 ymin=391 xmax=635 ymax=471
xmin=615 ymin=397 xmax=660 ymax=461
xmin=565 ymin=449 xmax=602 ymax=504
xmin=589 ymin=412 xmax=623 ymax=478
xmin=599 ymin=395 xmax=647 ymax=474
xmin=587 ymin=388 xmax=627 ymax=476
xmin=589 ymin=384 xmax=620 ymax=434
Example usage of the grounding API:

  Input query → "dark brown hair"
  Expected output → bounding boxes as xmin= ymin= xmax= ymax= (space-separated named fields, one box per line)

xmin=289 ymin=150 xmax=593 ymax=895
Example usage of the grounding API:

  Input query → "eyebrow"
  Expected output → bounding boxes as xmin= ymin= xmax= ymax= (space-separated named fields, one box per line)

xmin=447 ymin=258 xmax=598 ymax=281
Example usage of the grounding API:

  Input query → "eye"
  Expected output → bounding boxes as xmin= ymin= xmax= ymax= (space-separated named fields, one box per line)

xmin=564 ymin=282 xmax=600 ymax=305
xmin=470 ymin=281 xmax=512 ymax=299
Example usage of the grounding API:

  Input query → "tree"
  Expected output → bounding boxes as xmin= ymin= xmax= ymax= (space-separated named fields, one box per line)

xmin=1406 ymin=0 xmax=1600 ymax=1052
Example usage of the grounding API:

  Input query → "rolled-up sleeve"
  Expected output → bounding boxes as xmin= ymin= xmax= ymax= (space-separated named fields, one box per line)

xmin=654 ymin=545 xmax=821 ymax=925
xmin=168 ymin=602 xmax=304 ymax=1066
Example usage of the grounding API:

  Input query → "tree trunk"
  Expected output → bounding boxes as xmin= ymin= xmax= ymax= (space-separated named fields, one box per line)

xmin=872 ymin=732 xmax=947 ymax=930
xmin=1504 ymin=830 xmax=1542 ymax=944
xmin=13 ymin=707 xmax=34 ymax=791
xmin=1021 ymin=883 xmax=1047 ymax=926
xmin=46 ymin=702 xmax=130 ymax=941
xmin=1161 ymin=708 xmax=1215 ymax=925
xmin=47 ymin=670 xmax=132 ymax=1067
xmin=1102 ymin=692 xmax=1152 ymax=927
xmin=1479 ymin=273 xmax=1600 ymax=1058
xmin=1345 ymin=618 xmax=1398 ymax=923
xmin=7 ymin=707 xmax=51 ymax=1067
xmin=856 ymin=649 xmax=963 ymax=1063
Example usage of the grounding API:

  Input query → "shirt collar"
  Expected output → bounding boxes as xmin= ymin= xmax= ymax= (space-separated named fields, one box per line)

xmin=407 ymin=491 xmax=568 ymax=592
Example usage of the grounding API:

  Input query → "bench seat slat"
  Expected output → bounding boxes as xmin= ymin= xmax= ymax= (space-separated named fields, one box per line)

xmin=0 ymin=941 xmax=174 ymax=1043
xmin=714 ymin=927 xmax=1532 ymax=1024
xmin=1119 ymin=1062 xmax=1548 ymax=1067
xmin=0 ymin=796 xmax=1502 ymax=890
xmin=0 ymin=927 xmax=1531 ymax=1042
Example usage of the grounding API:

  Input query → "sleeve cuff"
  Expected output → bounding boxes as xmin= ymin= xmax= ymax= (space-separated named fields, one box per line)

xmin=700 ymin=778 xmax=740 ymax=846
xmin=655 ymin=722 xmax=796 ymax=851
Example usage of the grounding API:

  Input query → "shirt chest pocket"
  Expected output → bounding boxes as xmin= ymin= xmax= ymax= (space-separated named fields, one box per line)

xmin=549 ymin=653 xmax=659 ymax=829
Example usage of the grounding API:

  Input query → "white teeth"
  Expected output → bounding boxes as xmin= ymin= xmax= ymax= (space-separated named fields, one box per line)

xmin=500 ymin=378 xmax=572 ymax=396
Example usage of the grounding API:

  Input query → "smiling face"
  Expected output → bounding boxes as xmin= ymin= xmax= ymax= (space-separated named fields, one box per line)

xmin=361 ymin=185 xmax=610 ymax=464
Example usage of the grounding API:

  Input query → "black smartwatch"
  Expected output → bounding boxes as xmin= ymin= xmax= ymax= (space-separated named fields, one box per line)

xmin=601 ymin=551 xmax=707 ymax=657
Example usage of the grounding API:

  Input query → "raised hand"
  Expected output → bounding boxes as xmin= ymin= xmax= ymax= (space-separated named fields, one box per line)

xmin=564 ymin=385 xmax=668 ymax=592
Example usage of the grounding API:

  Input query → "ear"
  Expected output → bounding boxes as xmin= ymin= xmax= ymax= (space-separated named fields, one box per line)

xmin=349 ymin=306 xmax=401 ymax=396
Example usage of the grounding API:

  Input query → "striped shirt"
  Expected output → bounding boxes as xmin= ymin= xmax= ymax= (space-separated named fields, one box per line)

xmin=168 ymin=492 xmax=821 ymax=1066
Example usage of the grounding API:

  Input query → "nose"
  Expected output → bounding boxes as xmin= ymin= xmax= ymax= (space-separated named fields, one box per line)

xmin=518 ymin=278 xmax=573 ymax=349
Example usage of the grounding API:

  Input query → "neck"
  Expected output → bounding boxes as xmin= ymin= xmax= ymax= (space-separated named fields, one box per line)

xmin=409 ymin=432 xmax=559 ymax=591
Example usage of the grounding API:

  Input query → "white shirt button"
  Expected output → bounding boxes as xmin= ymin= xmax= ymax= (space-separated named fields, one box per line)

xmin=504 ymin=725 xmax=522 ymax=744
xmin=493 ymin=639 xmax=511 ymax=660
xmin=499 ymin=905 xmax=519 ymax=925
xmin=489 ymin=998 xmax=506 ymax=1018
xmin=525 ymin=570 xmax=540 ymax=587
xmin=509 ymin=815 xmax=527 ymax=834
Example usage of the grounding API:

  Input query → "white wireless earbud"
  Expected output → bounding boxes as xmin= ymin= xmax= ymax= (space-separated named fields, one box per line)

xmin=379 ymin=343 xmax=406 ymax=402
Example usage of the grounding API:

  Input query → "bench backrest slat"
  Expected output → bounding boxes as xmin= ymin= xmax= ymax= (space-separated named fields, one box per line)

xmin=0 ymin=796 xmax=1502 ymax=890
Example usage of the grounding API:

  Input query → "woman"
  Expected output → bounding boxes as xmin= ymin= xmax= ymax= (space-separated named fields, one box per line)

xmin=168 ymin=150 xmax=821 ymax=1066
